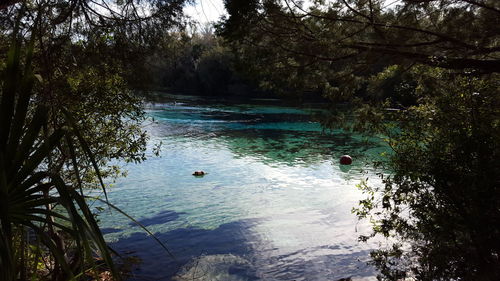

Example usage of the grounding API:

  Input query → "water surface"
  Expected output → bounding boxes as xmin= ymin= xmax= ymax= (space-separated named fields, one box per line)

xmin=97 ymin=94 xmax=388 ymax=281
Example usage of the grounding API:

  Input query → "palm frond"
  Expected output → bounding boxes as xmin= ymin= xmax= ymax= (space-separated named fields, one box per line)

xmin=0 ymin=30 xmax=120 ymax=281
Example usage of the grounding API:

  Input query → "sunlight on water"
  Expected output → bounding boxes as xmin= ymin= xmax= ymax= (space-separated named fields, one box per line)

xmin=97 ymin=94 xmax=389 ymax=281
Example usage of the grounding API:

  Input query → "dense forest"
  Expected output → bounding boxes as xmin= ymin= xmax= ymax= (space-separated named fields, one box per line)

xmin=0 ymin=0 xmax=499 ymax=281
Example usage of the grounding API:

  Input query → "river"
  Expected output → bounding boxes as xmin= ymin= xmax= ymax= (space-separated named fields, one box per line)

xmin=97 ymin=94 xmax=388 ymax=281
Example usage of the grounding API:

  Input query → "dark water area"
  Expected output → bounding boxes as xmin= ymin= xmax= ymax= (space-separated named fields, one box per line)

xmin=97 ymin=93 xmax=389 ymax=280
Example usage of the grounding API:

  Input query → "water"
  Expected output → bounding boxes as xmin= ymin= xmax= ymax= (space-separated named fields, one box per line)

xmin=97 ymin=94 xmax=388 ymax=281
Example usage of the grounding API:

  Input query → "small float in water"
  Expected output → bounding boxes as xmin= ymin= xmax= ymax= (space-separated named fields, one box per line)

xmin=340 ymin=155 xmax=352 ymax=165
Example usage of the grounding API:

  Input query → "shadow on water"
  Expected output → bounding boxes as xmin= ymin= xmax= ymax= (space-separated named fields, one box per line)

xmin=108 ymin=211 xmax=376 ymax=281
xmin=109 ymin=218 xmax=259 ymax=280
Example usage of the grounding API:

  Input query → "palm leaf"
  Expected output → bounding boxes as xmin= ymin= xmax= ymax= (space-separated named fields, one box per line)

xmin=6 ymin=38 xmax=36 ymax=163
xmin=0 ymin=38 xmax=21 ymax=150
xmin=66 ymin=135 xmax=85 ymax=195
xmin=11 ymin=128 xmax=65 ymax=188
xmin=9 ymin=106 xmax=49 ymax=176
xmin=25 ymin=222 xmax=74 ymax=278
xmin=63 ymin=109 xmax=110 ymax=202
xmin=57 ymin=179 xmax=119 ymax=277
xmin=1 ymin=31 xmax=121 ymax=281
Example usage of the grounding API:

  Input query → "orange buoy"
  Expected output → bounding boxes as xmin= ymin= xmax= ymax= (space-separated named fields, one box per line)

xmin=340 ymin=155 xmax=352 ymax=165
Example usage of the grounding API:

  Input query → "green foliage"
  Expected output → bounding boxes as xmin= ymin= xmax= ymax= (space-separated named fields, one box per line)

xmin=196 ymin=43 xmax=235 ymax=94
xmin=0 ymin=2 xmax=189 ymax=279
xmin=0 ymin=38 xmax=117 ymax=281
xmin=0 ymin=0 xmax=191 ymax=186
xmin=62 ymin=62 xmax=148 ymax=184
xmin=353 ymin=69 xmax=500 ymax=280
xmin=218 ymin=0 xmax=500 ymax=99
xmin=128 ymin=26 xmax=262 ymax=96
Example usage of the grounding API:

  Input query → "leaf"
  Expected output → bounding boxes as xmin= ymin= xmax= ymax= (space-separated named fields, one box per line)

xmin=11 ymin=129 xmax=65 ymax=188
xmin=9 ymin=106 xmax=48 ymax=175
xmin=6 ymin=33 xmax=37 ymax=162
xmin=34 ymin=74 xmax=43 ymax=83
xmin=62 ymin=109 xmax=110 ymax=202
xmin=0 ymin=38 xmax=21 ymax=152
xmin=25 ymin=222 xmax=74 ymax=278
xmin=66 ymin=135 xmax=84 ymax=196
xmin=51 ymin=175 xmax=119 ymax=279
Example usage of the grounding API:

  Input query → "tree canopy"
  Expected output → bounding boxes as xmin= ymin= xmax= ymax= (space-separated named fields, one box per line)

xmin=218 ymin=0 xmax=499 ymax=99
xmin=0 ymin=0 xmax=191 ymax=183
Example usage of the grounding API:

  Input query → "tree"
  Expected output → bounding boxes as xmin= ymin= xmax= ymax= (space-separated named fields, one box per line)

xmin=218 ymin=1 xmax=500 ymax=280
xmin=0 ymin=34 xmax=118 ymax=281
xmin=130 ymin=25 xmax=258 ymax=96
xmin=0 ymin=1 xmax=187 ymax=279
xmin=218 ymin=0 xmax=499 ymax=98
xmin=355 ymin=67 xmax=500 ymax=280
xmin=0 ymin=0 xmax=189 ymax=183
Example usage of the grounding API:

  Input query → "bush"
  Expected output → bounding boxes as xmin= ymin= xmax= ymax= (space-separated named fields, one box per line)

xmin=355 ymin=69 xmax=500 ymax=280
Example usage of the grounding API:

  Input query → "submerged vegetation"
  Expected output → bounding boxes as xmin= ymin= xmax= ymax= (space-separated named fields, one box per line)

xmin=1 ymin=0 xmax=499 ymax=280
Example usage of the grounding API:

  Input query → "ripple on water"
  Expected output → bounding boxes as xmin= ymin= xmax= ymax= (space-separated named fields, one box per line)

xmin=98 ymin=94 xmax=386 ymax=280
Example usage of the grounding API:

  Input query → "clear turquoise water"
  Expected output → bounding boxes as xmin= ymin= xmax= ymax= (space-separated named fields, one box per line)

xmin=97 ymin=94 xmax=388 ymax=281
